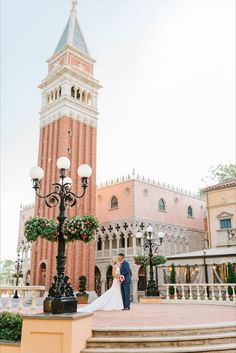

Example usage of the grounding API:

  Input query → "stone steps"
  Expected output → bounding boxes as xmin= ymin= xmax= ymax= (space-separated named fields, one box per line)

xmin=80 ymin=344 xmax=236 ymax=353
xmin=92 ymin=322 xmax=236 ymax=337
xmin=81 ymin=323 xmax=236 ymax=353
xmin=86 ymin=332 xmax=236 ymax=348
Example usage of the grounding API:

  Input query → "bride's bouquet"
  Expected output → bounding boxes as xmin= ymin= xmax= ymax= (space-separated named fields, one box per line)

xmin=118 ymin=275 xmax=125 ymax=283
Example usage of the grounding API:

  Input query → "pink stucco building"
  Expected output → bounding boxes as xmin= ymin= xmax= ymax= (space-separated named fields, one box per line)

xmin=95 ymin=173 xmax=206 ymax=301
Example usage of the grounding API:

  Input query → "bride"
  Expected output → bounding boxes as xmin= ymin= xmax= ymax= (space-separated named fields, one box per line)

xmin=78 ymin=257 xmax=124 ymax=312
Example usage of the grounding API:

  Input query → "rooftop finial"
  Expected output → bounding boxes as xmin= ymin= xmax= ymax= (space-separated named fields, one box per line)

xmin=71 ymin=0 xmax=77 ymax=13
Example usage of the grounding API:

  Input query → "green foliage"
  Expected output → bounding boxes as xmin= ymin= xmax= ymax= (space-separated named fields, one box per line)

xmin=134 ymin=255 xmax=149 ymax=267
xmin=24 ymin=217 xmax=57 ymax=242
xmin=24 ymin=215 xmax=98 ymax=244
xmin=152 ymin=255 xmax=166 ymax=266
xmin=169 ymin=263 xmax=176 ymax=296
xmin=0 ymin=260 xmax=15 ymax=285
xmin=0 ymin=312 xmax=22 ymax=341
xmin=63 ymin=215 xmax=99 ymax=243
xmin=134 ymin=255 xmax=166 ymax=267
xmin=202 ymin=164 xmax=236 ymax=185
xmin=78 ymin=275 xmax=87 ymax=294
xmin=227 ymin=262 xmax=236 ymax=296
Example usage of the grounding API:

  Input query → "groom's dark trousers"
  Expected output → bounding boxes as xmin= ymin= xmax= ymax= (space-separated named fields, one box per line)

xmin=120 ymin=260 xmax=131 ymax=308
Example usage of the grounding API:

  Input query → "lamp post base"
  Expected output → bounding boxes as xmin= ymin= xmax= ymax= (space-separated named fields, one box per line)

xmin=44 ymin=296 xmax=77 ymax=314
xmin=145 ymin=288 xmax=159 ymax=297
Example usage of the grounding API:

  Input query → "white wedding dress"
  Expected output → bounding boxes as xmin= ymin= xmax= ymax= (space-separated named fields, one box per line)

xmin=78 ymin=266 xmax=124 ymax=312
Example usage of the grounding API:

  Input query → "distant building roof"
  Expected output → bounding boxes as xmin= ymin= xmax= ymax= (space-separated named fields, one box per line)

xmin=202 ymin=179 xmax=236 ymax=192
xmin=166 ymin=247 xmax=236 ymax=260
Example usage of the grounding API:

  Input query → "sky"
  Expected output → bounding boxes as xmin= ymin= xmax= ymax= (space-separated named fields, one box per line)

xmin=1 ymin=0 xmax=235 ymax=261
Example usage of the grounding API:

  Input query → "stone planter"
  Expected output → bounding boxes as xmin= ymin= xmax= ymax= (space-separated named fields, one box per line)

xmin=76 ymin=293 xmax=89 ymax=304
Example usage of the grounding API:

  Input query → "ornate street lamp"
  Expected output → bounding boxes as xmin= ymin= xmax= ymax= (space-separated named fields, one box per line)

xmin=12 ymin=252 xmax=23 ymax=299
xmin=136 ymin=226 xmax=164 ymax=296
xmin=227 ymin=229 xmax=235 ymax=241
xmin=29 ymin=156 xmax=92 ymax=314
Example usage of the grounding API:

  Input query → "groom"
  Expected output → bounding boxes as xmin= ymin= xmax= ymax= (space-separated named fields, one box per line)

xmin=118 ymin=253 xmax=131 ymax=310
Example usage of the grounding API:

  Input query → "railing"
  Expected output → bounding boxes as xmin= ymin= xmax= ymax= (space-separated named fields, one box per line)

xmin=161 ymin=283 xmax=236 ymax=304
xmin=0 ymin=286 xmax=45 ymax=313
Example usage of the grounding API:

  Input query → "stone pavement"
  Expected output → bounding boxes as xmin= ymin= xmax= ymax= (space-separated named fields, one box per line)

xmin=86 ymin=303 xmax=236 ymax=328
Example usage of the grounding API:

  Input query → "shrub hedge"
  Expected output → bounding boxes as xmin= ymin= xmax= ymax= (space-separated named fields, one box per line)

xmin=0 ymin=311 xmax=22 ymax=341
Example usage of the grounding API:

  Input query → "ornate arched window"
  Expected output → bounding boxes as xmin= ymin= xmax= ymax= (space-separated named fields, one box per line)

xmin=97 ymin=237 xmax=102 ymax=251
xmin=82 ymin=91 xmax=86 ymax=102
xmin=76 ymin=89 xmax=80 ymax=100
xmin=188 ymin=206 xmax=193 ymax=217
xmin=71 ymin=86 xmax=75 ymax=98
xmin=87 ymin=93 xmax=92 ymax=105
xmin=159 ymin=198 xmax=166 ymax=211
xmin=39 ymin=263 xmax=46 ymax=286
xmin=111 ymin=196 xmax=118 ymax=209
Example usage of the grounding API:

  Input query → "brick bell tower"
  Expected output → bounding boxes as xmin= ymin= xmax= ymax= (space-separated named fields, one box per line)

xmin=30 ymin=0 xmax=101 ymax=292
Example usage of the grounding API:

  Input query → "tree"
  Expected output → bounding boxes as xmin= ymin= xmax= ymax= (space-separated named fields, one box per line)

xmin=227 ymin=263 xmax=236 ymax=296
xmin=202 ymin=164 xmax=236 ymax=185
xmin=0 ymin=259 xmax=15 ymax=285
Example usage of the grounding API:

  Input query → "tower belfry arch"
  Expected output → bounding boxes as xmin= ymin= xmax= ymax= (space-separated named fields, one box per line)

xmin=30 ymin=1 xmax=101 ymax=292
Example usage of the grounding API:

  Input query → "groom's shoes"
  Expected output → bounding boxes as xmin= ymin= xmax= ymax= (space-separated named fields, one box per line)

xmin=122 ymin=307 xmax=130 ymax=310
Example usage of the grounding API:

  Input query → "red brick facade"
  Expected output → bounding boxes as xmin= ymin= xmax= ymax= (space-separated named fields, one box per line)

xmin=30 ymin=117 xmax=97 ymax=291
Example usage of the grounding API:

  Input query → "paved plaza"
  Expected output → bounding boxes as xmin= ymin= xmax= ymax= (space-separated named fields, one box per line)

xmin=76 ymin=303 xmax=236 ymax=328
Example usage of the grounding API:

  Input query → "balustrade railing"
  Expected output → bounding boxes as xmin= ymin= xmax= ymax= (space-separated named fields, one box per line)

xmin=161 ymin=283 xmax=236 ymax=304
xmin=0 ymin=286 xmax=45 ymax=313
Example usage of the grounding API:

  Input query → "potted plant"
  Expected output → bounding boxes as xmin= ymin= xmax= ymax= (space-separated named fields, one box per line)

xmin=76 ymin=275 xmax=89 ymax=304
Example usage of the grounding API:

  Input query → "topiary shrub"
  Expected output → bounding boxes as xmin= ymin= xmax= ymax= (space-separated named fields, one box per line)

xmin=78 ymin=275 xmax=87 ymax=294
xmin=76 ymin=275 xmax=89 ymax=304
xmin=169 ymin=263 xmax=176 ymax=296
xmin=0 ymin=312 xmax=22 ymax=341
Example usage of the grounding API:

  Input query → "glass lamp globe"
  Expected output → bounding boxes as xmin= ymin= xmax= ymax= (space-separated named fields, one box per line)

xmin=136 ymin=231 xmax=143 ymax=239
xmin=59 ymin=177 xmax=72 ymax=185
xmin=56 ymin=157 xmax=71 ymax=170
xmin=64 ymin=177 xmax=72 ymax=185
xmin=158 ymin=231 xmax=165 ymax=240
xmin=29 ymin=166 xmax=44 ymax=180
xmin=147 ymin=225 xmax=153 ymax=233
xmin=77 ymin=164 xmax=92 ymax=178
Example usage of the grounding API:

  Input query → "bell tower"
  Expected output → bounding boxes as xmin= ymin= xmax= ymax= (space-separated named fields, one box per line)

xmin=30 ymin=0 xmax=101 ymax=292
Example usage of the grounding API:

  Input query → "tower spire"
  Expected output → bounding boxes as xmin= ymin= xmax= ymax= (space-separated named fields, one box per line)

xmin=54 ymin=0 xmax=89 ymax=56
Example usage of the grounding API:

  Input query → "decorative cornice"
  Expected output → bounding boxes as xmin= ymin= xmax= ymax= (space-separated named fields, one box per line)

xmin=39 ymin=65 xmax=101 ymax=90
xmin=39 ymin=96 xmax=98 ymax=129
xmin=48 ymin=44 xmax=95 ymax=65
xmin=39 ymin=111 xmax=98 ymax=129
xmin=97 ymin=174 xmax=203 ymax=199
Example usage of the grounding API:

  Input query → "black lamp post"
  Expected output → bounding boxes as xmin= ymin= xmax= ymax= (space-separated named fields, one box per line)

xmin=29 ymin=156 xmax=92 ymax=314
xmin=136 ymin=226 xmax=164 ymax=296
xmin=203 ymin=248 xmax=209 ymax=298
xmin=12 ymin=253 xmax=23 ymax=299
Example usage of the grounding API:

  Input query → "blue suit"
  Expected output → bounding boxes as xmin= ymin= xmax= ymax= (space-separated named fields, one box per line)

xmin=120 ymin=260 xmax=131 ymax=308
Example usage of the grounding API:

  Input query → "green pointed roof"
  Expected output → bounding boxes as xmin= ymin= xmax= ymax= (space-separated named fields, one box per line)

xmin=54 ymin=2 xmax=89 ymax=56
